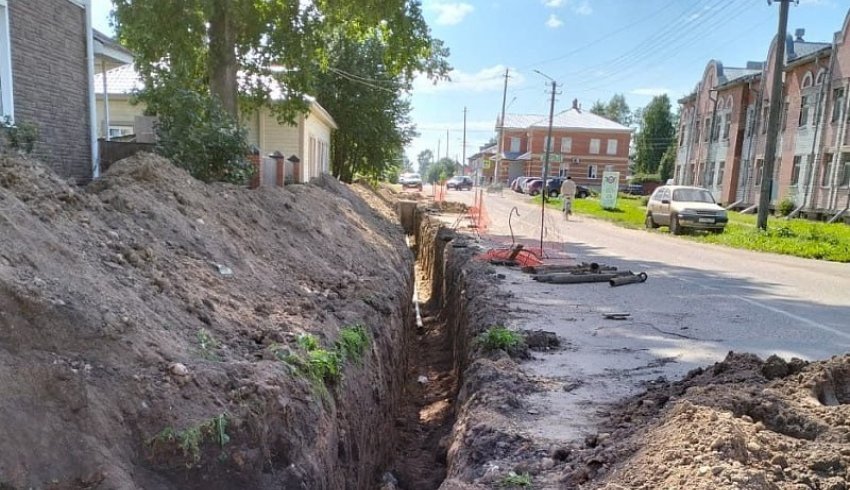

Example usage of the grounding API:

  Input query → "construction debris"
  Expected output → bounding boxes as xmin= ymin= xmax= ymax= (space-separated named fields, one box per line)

xmin=609 ymin=271 xmax=649 ymax=287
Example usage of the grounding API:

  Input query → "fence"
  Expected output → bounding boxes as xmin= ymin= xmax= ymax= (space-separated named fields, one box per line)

xmin=98 ymin=139 xmax=155 ymax=173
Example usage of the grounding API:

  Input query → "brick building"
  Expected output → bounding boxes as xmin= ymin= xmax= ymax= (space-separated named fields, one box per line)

xmin=0 ymin=0 xmax=129 ymax=183
xmin=676 ymin=11 xmax=850 ymax=218
xmin=490 ymin=99 xmax=632 ymax=188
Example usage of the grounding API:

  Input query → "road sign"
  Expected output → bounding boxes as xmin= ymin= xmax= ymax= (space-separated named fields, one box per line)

xmin=600 ymin=171 xmax=620 ymax=209
xmin=547 ymin=154 xmax=563 ymax=163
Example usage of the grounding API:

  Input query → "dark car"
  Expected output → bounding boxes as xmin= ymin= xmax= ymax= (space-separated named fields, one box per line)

xmin=511 ymin=176 xmax=535 ymax=193
xmin=531 ymin=178 xmax=590 ymax=198
xmin=446 ymin=175 xmax=473 ymax=190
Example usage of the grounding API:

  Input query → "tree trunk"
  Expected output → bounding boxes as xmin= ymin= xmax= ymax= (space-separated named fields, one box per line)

xmin=208 ymin=0 xmax=239 ymax=117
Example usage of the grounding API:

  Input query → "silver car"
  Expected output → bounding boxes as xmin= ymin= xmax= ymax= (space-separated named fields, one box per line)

xmin=645 ymin=185 xmax=728 ymax=234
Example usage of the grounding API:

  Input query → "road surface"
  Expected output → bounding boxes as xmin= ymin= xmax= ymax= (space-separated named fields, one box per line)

xmin=443 ymin=186 xmax=850 ymax=440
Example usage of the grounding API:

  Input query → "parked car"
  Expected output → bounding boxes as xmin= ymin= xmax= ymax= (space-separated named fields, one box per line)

xmin=623 ymin=183 xmax=644 ymax=195
xmin=511 ymin=176 xmax=535 ymax=193
xmin=644 ymin=185 xmax=728 ymax=234
xmin=522 ymin=178 xmax=542 ymax=195
xmin=540 ymin=178 xmax=590 ymax=198
xmin=446 ymin=175 xmax=473 ymax=190
xmin=399 ymin=173 xmax=423 ymax=191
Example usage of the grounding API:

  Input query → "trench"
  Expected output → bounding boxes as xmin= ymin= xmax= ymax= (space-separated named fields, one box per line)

xmin=380 ymin=205 xmax=476 ymax=489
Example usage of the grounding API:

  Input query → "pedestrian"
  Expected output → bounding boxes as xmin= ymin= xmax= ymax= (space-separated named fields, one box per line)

xmin=560 ymin=176 xmax=576 ymax=220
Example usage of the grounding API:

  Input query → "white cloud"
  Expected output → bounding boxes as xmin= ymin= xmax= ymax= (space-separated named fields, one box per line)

xmin=574 ymin=0 xmax=592 ymax=15
xmin=546 ymin=14 xmax=564 ymax=29
xmin=631 ymin=88 xmax=671 ymax=97
xmin=414 ymin=65 xmax=527 ymax=94
xmin=430 ymin=2 xmax=475 ymax=26
xmin=543 ymin=0 xmax=565 ymax=7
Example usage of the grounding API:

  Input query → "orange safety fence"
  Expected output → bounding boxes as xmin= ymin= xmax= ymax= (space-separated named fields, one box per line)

xmin=466 ymin=189 xmax=490 ymax=233
xmin=476 ymin=248 xmax=544 ymax=267
xmin=433 ymin=183 xmax=446 ymax=203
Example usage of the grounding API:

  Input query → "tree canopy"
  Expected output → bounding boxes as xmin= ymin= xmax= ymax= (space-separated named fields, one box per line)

xmin=634 ymin=94 xmax=675 ymax=175
xmin=589 ymin=94 xmax=631 ymax=126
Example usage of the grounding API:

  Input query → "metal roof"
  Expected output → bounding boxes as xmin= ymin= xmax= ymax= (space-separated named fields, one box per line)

xmin=536 ymin=108 xmax=631 ymax=131
xmin=791 ymin=41 xmax=831 ymax=60
xmin=95 ymin=64 xmax=143 ymax=95
xmin=501 ymin=114 xmax=546 ymax=129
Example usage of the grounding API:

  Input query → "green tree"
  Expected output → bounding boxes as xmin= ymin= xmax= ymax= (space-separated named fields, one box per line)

xmin=113 ymin=0 xmax=448 ymax=122
xmin=605 ymin=94 xmax=632 ymax=126
xmin=658 ymin=139 xmax=677 ymax=182
xmin=590 ymin=100 xmax=607 ymax=116
xmin=427 ymin=157 xmax=457 ymax=184
xmin=635 ymin=94 xmax=675 ymax=175
xmin=417 ymin=149 xmax=434 ymax=176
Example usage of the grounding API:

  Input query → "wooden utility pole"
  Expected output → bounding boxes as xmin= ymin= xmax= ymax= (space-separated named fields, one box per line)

xmin=495 ymin=68 xmax=509 ymax=184
xmin=758 ymin=0 xmax=794 ymax=230
xmin=446 ymin=129 xmax=450 ymax=160
xmin=462 ymin=107 xmax=468 ymax=176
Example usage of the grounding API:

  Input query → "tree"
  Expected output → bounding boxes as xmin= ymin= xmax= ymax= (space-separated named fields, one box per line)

xmin=427 ymin=157 xmax=456 ymax=184
xmin=635 ymin=94 xmax=675 ymax=175
xmin=113 ymin=0 xmax=448 ymax=122
xmin=589 ymin=95 xmax=630 ymax=125
xmin=417 ymin=149 xmax=434 ymax=176
xmin=314 ymin=31 xmax=445 ymax=182
xmin=658 ymin=140 xmax=677 ymax=182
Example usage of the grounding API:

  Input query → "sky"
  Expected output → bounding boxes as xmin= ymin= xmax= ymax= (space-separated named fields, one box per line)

xmin=91 ymin=0 xmax=847 ymax=170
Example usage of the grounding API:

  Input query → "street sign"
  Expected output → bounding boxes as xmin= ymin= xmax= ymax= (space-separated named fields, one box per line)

xmin=547 ymin=154 xmax=563 ymax=163
xmin=600 ymin=171 xmax=620 ymax=209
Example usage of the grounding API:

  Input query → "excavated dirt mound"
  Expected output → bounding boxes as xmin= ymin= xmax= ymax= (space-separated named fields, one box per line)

xmin=0 ymin=153 xmax=413 ymax=489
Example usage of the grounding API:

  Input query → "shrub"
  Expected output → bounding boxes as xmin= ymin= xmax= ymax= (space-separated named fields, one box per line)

xmin=630 ymin=173 xmax=662 ymax=184
xmin=777 ymin=198 xmax=796 ymax=217
xmin=336 ymin=324 xmax=370 ymax=362
xmin=0 ymin=116 xmax=38 ymax=154
xmin=640 ymin=196 xmax=650 ymax=207
xmin=480 ymin=326 xmax=524 ymax=352
xmin=153 ymin=89 xmax=253 ymax=184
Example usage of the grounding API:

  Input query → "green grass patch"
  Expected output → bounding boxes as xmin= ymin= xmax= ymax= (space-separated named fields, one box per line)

xmin=149 ymin=413 xmax=230 ymax=467
xmin=531 ymin=195 xmax=850 ymax=262
xmin=336 ymin=324 xmax=370 ymax=363
xmin=499 ymin=471 xmax=532 ymax=488
xmin=196 ymin=328 xmax=220 ymax=360
xmin=479 ymin=326 xmax=524 ymax=352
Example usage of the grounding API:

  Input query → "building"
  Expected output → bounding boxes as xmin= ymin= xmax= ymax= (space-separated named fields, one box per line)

xmin=491 ymin=99 xmax=632 ymax=188
xmin=675 ymin=13 xmax=850 ymax=218
xmin=0 ymin=0 xmax=132 ymax=183
xmin=94 ymin=65 xmax=337 ymax=184
xmin=466 ymin=142 xmax=496 ymax=185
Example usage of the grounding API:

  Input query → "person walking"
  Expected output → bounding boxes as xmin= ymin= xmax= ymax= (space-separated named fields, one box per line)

xmin=560 ymin=176 xmax=577 ymax=220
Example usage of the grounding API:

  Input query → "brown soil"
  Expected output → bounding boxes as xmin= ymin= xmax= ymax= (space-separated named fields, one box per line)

xmin=0 ymin=153 xmax=414 ymax=489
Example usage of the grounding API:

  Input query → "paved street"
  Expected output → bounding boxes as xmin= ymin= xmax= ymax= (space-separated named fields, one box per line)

xmin=442 ymin=185 xmax=850 ymax=441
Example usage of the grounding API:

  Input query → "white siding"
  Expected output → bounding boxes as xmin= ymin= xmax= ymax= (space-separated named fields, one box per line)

xmin=304 ymin=112 xmax=332 ymax=181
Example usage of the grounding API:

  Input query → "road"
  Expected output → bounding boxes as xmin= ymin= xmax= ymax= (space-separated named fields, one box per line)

xmin=443 ymin=186 xmax=850 ymax=441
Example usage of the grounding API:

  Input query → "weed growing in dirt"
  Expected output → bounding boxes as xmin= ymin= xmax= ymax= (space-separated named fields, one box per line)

xmin=336 ymin=324 xmax=370 ymax=363
xmin=297 ymin=333 xmax=320 ymax=351
xmin=149 ymin=413 xmax=230 ymax=467
xmin=499 ymin=471 xmax=532 ymax=487
xmin=480 ymin=326 xmax=524 ymax=352
xmin=196 ymin=328 xmax=220 ymax=360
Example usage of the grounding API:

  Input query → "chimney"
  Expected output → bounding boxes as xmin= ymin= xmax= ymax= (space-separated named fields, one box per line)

xmin=572 ymin=98 xmax=578 ymax=110
xmin=794 ymin=28 xmax=805 ymax=42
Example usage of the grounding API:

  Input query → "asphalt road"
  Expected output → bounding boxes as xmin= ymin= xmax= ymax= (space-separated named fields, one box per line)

xmin=442 ymin=185 xmax=850 ymax=440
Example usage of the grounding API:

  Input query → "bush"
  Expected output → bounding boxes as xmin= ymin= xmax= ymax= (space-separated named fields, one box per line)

xmin=0 ymin=116 xmax=38 ymax=154
xmin=153 ymin=89 xmax=253 ymax=184
xmin=640 ymin=196 xmax=649 ymax=207
xmin=480 ymin=326 xmax=524 ymax=352
xmin=777 ymin=198 xmax=796 ymax=217
xmin=630 ymin=173 xmax=662 ymax=184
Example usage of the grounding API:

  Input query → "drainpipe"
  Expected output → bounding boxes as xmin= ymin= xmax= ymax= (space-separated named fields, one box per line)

xmin=701 ymin=89 xmax=720 ymax=187
xmin=101 ymin=59 xmax=110 ymax=141
xmin=744 ymin=82 xmax=763 ymax=205
xmin=84 ymin=0 xmax=99 ymax=179
xmin=794 ymin=51 xmax=833 ymax=218
xmin=683 ymin=98 xmax=699 ymax=185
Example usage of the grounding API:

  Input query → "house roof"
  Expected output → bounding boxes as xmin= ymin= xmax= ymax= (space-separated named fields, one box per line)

xmin=791 ymin=41 xmax=831 ymax=60
xmin=93 ymin=30 xmax=134 ymax=73
xmin=535 ymin=107 xmax=630 ymax=131
xmin=500 ymin=114 xmax=546 ymax=129
xmin=94 ymin=64 xmax=337 ymax=128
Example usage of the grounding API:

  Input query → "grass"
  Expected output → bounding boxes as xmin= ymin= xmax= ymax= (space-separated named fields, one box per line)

xmin=149 ymin=413 xmax=230 ymax=467
xmin=197 ymin=328 xmax=220 ymax=360
xmin=479 ymin=326 xmax=524 ymax=352
xmin=500 ymin=471 xmax=532 ymax=488
xmin=532 ymin=194 xmax=850 ymax=262
xmin=336 ymin=324 xmax=370 ymax=363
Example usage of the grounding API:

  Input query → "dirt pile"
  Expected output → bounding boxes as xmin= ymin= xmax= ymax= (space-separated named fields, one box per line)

xmin=0 ymin=153 xmax=413 ymax=489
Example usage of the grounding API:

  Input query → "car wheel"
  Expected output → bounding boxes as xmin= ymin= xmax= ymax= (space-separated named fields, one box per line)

xmin=530 ymin=190 xmax=539 ymax=196
xmin=645 ymin=213 xmax=659 ymax=229
xmin=550 ymin=190 xmax=559 ymax=198
xmin=670 ymin=214 xmax=682 ymax=235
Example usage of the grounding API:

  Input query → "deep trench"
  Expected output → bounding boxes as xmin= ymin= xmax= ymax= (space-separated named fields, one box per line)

xmin=383 ymin=210 xmax=470 ymax=490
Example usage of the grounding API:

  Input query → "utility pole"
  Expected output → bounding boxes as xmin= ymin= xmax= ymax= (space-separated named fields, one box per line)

xmin=462 ymin=107 xmax=468 ymax=176
xmin=437 ymin=139 xmax=441 ymax=164
xmin=446 ymin=129 xmax=450 ymax=161
xmin=758 ymin=0 xmax=794 ymax=230
xmin=533 ymin=70 xmax=560 ymax=252
xmin=495 ymin=68 xmax=509 ymax=184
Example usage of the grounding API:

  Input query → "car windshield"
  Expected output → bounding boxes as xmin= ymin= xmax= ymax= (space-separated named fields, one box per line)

xmin=405 ymin=174 xmax=420 ymax=180
xmin=672 ymin=188 xmax=715 ymax=203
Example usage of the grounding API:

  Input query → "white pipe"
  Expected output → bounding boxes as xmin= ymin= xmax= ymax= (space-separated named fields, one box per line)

xmin=84 ymin=0 xmax=99 ymax=178
xmin=102 ymin=59 xmax=110 ymax=141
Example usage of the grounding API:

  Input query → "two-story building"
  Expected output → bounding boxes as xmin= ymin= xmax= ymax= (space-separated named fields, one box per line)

xmin=491 ymin=99 xmax=632 ymax=188
xmin=676 ymin=12 xmax=850 ymax=219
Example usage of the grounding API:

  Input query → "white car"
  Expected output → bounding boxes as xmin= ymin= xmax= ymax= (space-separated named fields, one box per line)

xmin=399 ymin=173 xmax=423 ymax=191
xmin=645 ymin=185 xmax=728 ymax=234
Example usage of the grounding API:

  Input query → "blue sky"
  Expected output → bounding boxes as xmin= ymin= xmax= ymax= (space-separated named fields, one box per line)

xmin=91 ymin=0 xmax=846 ymax=167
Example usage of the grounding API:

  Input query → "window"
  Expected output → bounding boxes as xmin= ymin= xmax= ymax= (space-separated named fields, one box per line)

xmin=717 ymin=161 xmax=725 ymax=186
xmin=840 ymin=153 xmax=850 ymax=187
xmin=108 ymin=126 xmax=134 ymax=138
xmin=703 ymin=118 xmax=711 ymax=141
xmin=722 ymin=116 xmax=731 ymax=140
xmin=833 ymin=88 xmax=845 ymax=123
xmin=587 ymin=164 xmax=598 ymax=179
xmin=791 ymin=156 xmax=802 ymax=185
xmin=762 ymin=106 xmax=770 ymax=134
xmin=0 ymin=0 xmax=13 ymax=121
xmin=755 ymin=159 xmax=764 ymax=185
xmin=799 ymin=95 xmax=811 ymax=127
xmin=509 ymin=137 xmax=520 ymax=153
xmin=705 ymin=162 xmax=715 ymax=186
xmin=781 ymin=100 xmax=789 ymax=130
xmin=589 ymin=138 xmax=600 ymax=154
xmin=606 ymin=139 xmax=618 ymax=155
xmin=694 ymin=119 xmax=701 ymax=142
xmin=561 ymin=137 xmax=572 ymax=153
xmin=822 ymin=154 xmax=834 ymax=187
xmin=745 ymin=107 xmax=755 ymax=137
xmin=711 ymin=117 xmax=721 ymax=142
